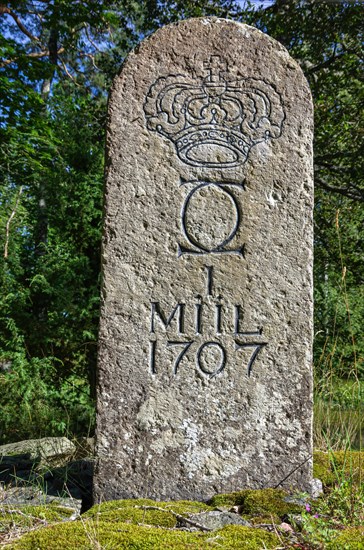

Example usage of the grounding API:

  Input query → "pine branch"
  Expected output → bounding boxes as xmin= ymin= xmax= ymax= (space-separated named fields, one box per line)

xmin=1 ymin=47 xmax=65 ymax=68
xmin=307 ymin=51 xmax=350 ymax=74
xmin=4 ymin=186 xmax=24 ymax=259
xmin=0 ymin=5 xmax=40 ymax=42
xmin=315 ymin=176 xmax=364 ymax=202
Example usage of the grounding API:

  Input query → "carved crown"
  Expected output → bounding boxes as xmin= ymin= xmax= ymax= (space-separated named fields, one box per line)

xmin=144 ymin=56 xmax=285 ymax=168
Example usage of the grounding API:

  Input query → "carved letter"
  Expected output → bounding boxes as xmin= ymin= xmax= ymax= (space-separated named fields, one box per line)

xmin=234 ymin=305 xmax=244 ymax=335
xmin=215 ymin=303 xmax=222 ymax=334
xmin=149 ymin=340 xmax=156 ymax=374
xmin=234 ymin=305 xmax=263 ymax=336
xmin=150 ymin=302 xmax=185 ymax=334
xmin=205 ymin=265 xmax=213 ymax=296
xmin=195 ymin=303 xmax=203 ymax=335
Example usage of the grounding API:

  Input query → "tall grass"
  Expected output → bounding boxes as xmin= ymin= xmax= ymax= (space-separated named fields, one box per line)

xmin=314 ymin=380 xmax=363 ymax=450
xmin=313 ymin=209 xmax=363 ymax=452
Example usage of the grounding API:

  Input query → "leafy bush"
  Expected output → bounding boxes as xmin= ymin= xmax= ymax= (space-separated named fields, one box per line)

xmin=0 ymin=352 xmax=94 ymax=444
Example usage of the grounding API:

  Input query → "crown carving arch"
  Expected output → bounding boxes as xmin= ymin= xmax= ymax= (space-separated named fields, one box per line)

xmin=143 ymin=58 xmax=286 ymax=169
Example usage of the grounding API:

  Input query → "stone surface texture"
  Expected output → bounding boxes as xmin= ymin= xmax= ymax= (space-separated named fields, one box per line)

xmin=0 ymin=437 xmax=76 ymax=465
xmin=94 ymin=17 xmax=314 ymax=502
xmin=181 ymin=511 xmax=251 ymax=529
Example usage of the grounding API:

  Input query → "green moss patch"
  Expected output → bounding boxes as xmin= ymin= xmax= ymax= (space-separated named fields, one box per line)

xmin=243 ymin=489 xmax=302 ymax=516
xmin=209 ymin=489 xmax=250 ymax=508
xmin=327 ymin=526 xmax=364 ymax=549
xmin=0 ymin=504 xmax=74 ymax=531
xmin=206 ymin=525 xmax=280 ymax=549
xmin=247 ymin=513 xmax=281 ymax=525
xmin=85 ymin=501 xmax=176 ymax=528
xmin=84 ymin=498 xmax=212 ymax=528
xmin=8 ymin=519 xmax=280 ymax=549
xmin=86 ymin=498 xmax=211 ymax=517
xmin=314 ymin=450 xmax=364 ymax=487
xmin=210 ymin=488 xmax=302 ymax=519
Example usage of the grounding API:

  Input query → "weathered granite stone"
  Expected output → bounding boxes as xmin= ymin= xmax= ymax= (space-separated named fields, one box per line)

xmin=0 ymin=486 xmax=82 ymax=513
xmin=180 ymin=511 xmax=251 ymax=530
xmin=0 ymin=437 xmax=76 ymax=466
xmin=94 ymin=17 xmax=313 ymax=502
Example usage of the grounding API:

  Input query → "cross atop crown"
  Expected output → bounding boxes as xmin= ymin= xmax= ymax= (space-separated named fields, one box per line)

xmin=203 ymin=55 xmax=227 ymax=83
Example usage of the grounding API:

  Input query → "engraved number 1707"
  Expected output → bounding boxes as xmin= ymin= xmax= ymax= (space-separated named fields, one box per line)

xmin=149 ymin=340 xmax=267 ymax=378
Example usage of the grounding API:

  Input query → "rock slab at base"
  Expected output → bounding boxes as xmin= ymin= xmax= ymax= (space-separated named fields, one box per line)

xmin=0 ymin=437 xmax=76 ymax=465
xmin=94 ymin=17 xmax=313 ymax=502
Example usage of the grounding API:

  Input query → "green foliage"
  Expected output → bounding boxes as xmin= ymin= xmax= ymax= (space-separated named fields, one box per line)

xmin=314 ymin=379 xmax=363 ymax=450
xmin=313 ymin=450 xmax=364 ymax=488
xmin=0 ymin=0 xmax=127 ymax=443
xmin=299 ymin=450 xmax=364 ymax=547
xmin=299 ymin=512 xmax=339 ymax=548
xmin=314 ymin=481 xmax=364 ymax=527
xmin=0 ymin=351 xmax=94 ymax=443
xmin=314 ymin=206 xmax=364 ymax=380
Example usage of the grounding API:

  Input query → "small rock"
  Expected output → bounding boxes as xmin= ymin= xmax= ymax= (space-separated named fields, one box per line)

xmin=0 ymin=437 xmax=76 ymax=467
xmin=0 ymin=486 xmax=81 ymax=513
xmin=284 ymin=494 xmax=308 ymax=506
xmin=229 ymin=505 xmax=245 ymax=514
xmin=0 ymin=486 xmax=43 ymax=505
xmin=180 ymin=511 xmax=251 ymax=530
xmin=311 ymin=478 xmax=323 ymax=498
xmin=77 ymin=437 xmax=95 ymax=458
xmin=279 ymin=522 xmax=294 ymax=532
xmin=290 ymin=514 xmax=304 ymax=528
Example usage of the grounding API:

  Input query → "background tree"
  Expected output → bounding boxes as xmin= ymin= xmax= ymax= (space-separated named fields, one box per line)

xmin=0 ymin=0 xmax=362 ymax=443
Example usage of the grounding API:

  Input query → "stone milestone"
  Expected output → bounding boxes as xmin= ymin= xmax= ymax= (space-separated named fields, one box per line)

xmin=94 ymin=17 xmax=314 ymax=502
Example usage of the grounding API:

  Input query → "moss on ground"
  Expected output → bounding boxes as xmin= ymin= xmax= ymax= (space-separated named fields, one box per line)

xmin=313 ymin=450 xmax=364 ymax=487
xmin=247 ymin=513 xmax=282 ymax=525
xmin=83 ymin=498 xmax=213 ymax=528
xmin=327 ymin=526 xmax=364 ymax=549
xmin=8 ymin=520 xmax=280 ymax=549
xmin=85 ymin=498 xmax=212 ymax=517
xmin=209 ymin=525 xmax=281 ymax=549
xmin=0 ymin=504 xmax=74 ymax=531
xmin=210 ymin=489 xmax=250 ymax=507
xmin=210 ymin=488 xmax=302 ymax=519
xmin=7 ymin=451 xmax=364 ymax=549
xmin=243 ymin=488 xmax=302 ymax=516
xmin=86 ymin=505 xmax=177 ymax=528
